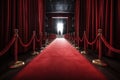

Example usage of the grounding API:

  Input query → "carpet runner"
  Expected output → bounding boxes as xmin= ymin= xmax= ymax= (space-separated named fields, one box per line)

xmin=13 ymin=38 xmax=107 ymax=80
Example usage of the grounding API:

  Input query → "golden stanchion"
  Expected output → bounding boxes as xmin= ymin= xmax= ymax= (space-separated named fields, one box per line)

xmin=81 ymin=50 xmax=86 ymax=54
xmin=45 ymin=39 xmax=49 ymax=46
xmin=92 ymin=59 xmax=107 ymax=66
xmin=75 ymin=37 xmax=80 ymax=50
xmin=72 ymin=43 xmax=75 ymax=47
xmin=40 ymin=46 xmax=45 ymax=52
xmin=75 ymin=46 xmax=79 ymax=50
xmin=81 ymin=31 xmax=87 ymax=55
xmin=10 ymin=29 xmax=25 ymax=68
xmin=10 ymin=61 xmax=25 ymax=68
xmin=31 ymin=31 xmax=39 ymax=56
xmin=92 ymin=29 xmax=107 ymax=67
xmin=32 ymin=51 xmax=39 ymax=56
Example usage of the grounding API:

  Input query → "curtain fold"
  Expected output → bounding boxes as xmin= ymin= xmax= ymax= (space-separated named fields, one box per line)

xmin=75 ymin=0 xmax=80 ymax=46
xmin=38 ymin=0 xmax=44 ymax=46
xmin=38 ymin=0 xmax=44 ymax=35
xmin=0 ymin=0 xmax=44 ymax=56
xmin=113 ymin=0 xmax=120 ymax=57
xmin=77 ymin=0 xmax=119 ymax=57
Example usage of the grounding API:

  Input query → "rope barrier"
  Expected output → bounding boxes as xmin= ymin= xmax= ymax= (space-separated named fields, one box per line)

xmin=18 ymin=34 xmax=35 ymax=48
xmin=14 ymin=29 xmax=18 ymax=62
xmin=92 ymin=29 xmax=107 ymax=66
xmin=1 ymin=27 xmax=120 ymax=60
xmin=101 ymin=35 xmax=120 ymax=53
xmin=84 ymin=32 xmax=99 ymax=45
xmin=0 ymin=35 xmax=16 ymax=56
xmin=79 ymin=36 xmax=84 ymax=42
xmin=36 ymin=36 xmax=41 ymax=42
xmin=9 ymin=29 xmax=25 ymax=68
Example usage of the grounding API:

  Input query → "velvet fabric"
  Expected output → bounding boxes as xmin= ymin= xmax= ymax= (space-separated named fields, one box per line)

xmin=75 ymin=0 xmax=120 ymax=57
xmin=0 ymin=0 xmax=44 ymax=56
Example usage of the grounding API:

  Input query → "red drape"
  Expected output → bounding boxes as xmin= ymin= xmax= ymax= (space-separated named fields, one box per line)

xmin=0 ymin=0 xmax=44 ymax=57
xmin=38 ymin=0 xmax=44 ymax=35
xmin=113 ymin=0 xmax=120 ymax=58
xmin=38 ymin=0 xmax=44 ymax=46
xmin=75 ymin=0 xmax=80 ymax=46
xmin=76 ymin=0 xmax=119 ymax=57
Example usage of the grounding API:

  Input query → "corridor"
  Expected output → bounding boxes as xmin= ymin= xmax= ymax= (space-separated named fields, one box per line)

xmin=13 ymin=38 xmax=107 ymax=80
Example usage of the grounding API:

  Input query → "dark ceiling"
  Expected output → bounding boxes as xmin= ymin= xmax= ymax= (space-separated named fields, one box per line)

xmin=45 ymin=0 xmax=75 ymax=13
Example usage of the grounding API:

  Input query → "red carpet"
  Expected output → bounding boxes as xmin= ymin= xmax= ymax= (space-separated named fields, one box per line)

xmin=13 ymin=38 xmax=107 ymax=80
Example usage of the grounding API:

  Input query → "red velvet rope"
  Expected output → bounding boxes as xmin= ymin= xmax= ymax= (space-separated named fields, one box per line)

xmin=100 ymin=35 xmax=120 ymax=53
xmin=0 ymin=34 xmax=16 ymax=56
xmin=18 ymin=34 xmax=35 ymax=47
xmin=84 ymin=33 xmax=99 ymax=45
xmin=36 ymin=36 xmax=41 ymax=42
xmin=79 ymin=36 xmax=84 ymax=42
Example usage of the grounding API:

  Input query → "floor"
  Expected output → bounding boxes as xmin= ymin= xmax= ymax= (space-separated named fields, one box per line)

xmin=0 ymin=39 xmax=120 ymax=80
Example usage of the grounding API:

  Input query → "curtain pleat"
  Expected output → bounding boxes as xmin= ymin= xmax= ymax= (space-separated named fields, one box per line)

xmin=0 ymin=0 xmax=44 ymax=56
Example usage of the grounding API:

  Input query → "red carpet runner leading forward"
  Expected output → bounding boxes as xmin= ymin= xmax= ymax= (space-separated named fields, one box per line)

xmin=13 ymin=38 xmax=107 ymax=80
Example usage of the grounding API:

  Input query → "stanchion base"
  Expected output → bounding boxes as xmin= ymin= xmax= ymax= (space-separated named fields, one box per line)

xmin=81 ymin=51 xmax=86 ymax=54
xmin=75 ymin=46 xmax=79 ymax=50
xmin=72 ymin=43 xmax=75 ymax=46
xmin=45 ymin=44 xmax=48 ymax=46
xmin=41 ymin=47 xmax=45 ymax=50
xmin=10 ymin=61 xmax=25 ymax=68
xmin=92 ymin=59 xmax=107 ymax=66
xmin=31 ymin=51 xmax=39 ymax=56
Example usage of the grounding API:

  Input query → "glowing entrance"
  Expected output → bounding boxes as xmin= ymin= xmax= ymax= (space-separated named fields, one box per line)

xmin=57 ymin=22 xmax=63 ymax=35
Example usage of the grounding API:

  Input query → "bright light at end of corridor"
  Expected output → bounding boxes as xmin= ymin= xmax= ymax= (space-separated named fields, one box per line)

xmin=57 ymin=22 xmax=63 ymax=35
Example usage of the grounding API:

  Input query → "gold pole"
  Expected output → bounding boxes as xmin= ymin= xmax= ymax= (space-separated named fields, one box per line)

xmin=75 ymin=46 xmax=79 ymax=50
xmin=10 ymin=29 xmax=25 ymax=68
xmin=92 ymin=29 xmax=107 ymax=66
xmin=32 ymin=51 xmax=39 ymax=56
xmin=92 ymin=59 xmax=107 ymax=66
xmin=10 ymin=61 xmax=25 ymax=68
xmin=32 ymin=31 xmax=39 ymax=56
xmin=81 ymin=51 xmax=86 ymax=54
xmin=81 ymin=31 xmax=86 ymax=54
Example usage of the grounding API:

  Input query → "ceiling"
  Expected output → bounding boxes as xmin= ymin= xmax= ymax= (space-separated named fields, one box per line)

xmin=45 ymin=0 xmax=75 ymax=13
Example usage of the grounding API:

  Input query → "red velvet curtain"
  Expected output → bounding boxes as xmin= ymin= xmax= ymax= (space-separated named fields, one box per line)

xmin=75 ymin=0 xmax=120 ymax=57
xmin=0 ymin=0 xmax=44 ymax=56
xmin=113 ymin=0 xmax=120 ymax=58
xmin=38 ymin=0 xmax=44 ymax=37
xmin=75 ymin=0 xmax=80 ymax=46
xmin=36 ymin=0 xmax=45 ymax=47
xmin=0 ymin=0 xmax=16 ymax=56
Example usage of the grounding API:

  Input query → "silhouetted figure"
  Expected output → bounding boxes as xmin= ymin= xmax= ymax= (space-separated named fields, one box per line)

xmin=58 ymin=30 xmax=61 ymax=35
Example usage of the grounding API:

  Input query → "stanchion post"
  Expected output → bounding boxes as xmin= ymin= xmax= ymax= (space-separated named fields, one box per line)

xmin=40 ymin=32 xmax=45 ymax=51
xmin=10 ymin=29 xmax=25 ymax=68
xmin=14 ymin=29 xmax=18 ymax=62
xmin=33 ymin=31 xmax=36 ymax=52
xmin=81 ymin=31 xmax=86 ymax=54
xmin=75 ymin=36 xmax=80 ymax=50
xmin=92 ymin=29 xmax=107 ymax=66
xmin=98 ymin=29 xmax=102 ymax=59
xmin=32 ymin=31 xmax=39 ymax=55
